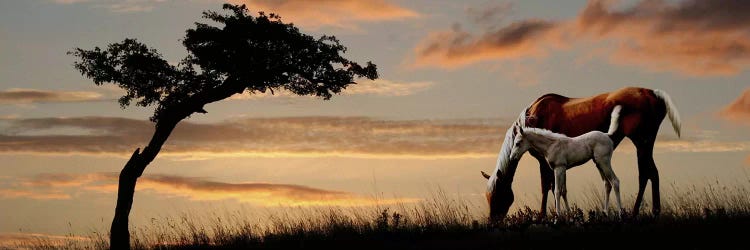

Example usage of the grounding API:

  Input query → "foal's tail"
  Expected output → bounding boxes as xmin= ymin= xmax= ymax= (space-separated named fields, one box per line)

xmin=653 ymin=89 xmax=682 ymax=138
xmin=607 ymin=105 xmax=622 ymax=136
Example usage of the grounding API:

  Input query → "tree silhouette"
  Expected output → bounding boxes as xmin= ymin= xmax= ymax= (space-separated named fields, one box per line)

xmin=68 ymin=4 xmax=377 ymax=249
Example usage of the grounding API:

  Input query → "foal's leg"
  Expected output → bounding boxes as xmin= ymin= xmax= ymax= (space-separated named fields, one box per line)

xmin=595 ymin=162 xmax=612 ymax=213
xmin=553 ymin=166 xmax=567 ymax=216
xmin=600 ymin=161 xmax=622 ymax=218
xmin=562 ymin=184 xmax=570 ymax=212
xmin=604 ymin=181 xmax=612 ymax=213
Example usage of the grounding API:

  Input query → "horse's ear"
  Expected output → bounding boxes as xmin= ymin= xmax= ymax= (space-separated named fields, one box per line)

xmin=481 ymin=171 xmax=490 ymax=180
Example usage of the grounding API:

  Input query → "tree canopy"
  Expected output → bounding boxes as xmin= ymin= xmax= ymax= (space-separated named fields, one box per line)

xmin=69 ymin=4 xmax=378 ymax=122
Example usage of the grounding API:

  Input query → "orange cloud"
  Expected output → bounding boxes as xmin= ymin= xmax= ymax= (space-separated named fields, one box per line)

xmin=0 ymin=189 xmax=70 ymax=200
xmin=0 ymin=233 xmax=90 ymax=249
xmin=654 ymin=140 xmax=750 ymax=153
xmin=230 ymin=79 xmax=434 ymax=100
xmin=134 ymin=175 xmax=417 ymax=206
xmin=11 ymin=173 xmax=418 ymax=206
xmin=0 ymin=89 xmax=105 ymax=104
xmin=229 ymin=0 xmax=420 ymax=29
xmin=720 ymin=88 xmax=750 ymax=125
xmin=413 ymin=0 xmax=750 ymax=75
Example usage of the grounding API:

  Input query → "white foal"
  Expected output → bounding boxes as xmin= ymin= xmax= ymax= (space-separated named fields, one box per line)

xmin=509 ymin=105 xmax=624 ymax=217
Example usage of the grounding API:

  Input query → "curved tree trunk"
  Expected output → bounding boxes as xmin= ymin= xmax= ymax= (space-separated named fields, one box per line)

xmin=110 ymin=118 xmax=180 ymax=250
xmin=108 ymin=83 xmax=243 ymax=250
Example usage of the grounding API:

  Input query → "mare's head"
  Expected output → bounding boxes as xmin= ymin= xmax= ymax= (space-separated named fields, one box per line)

xmin=481 ymin=124 xmax=529 ymax=221
xmin=482 ymin=170 xmax=514 ymax=220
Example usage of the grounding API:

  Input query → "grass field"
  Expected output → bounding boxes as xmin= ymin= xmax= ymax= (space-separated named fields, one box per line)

xmin=21 ymin=180 xmax=750 ymax=250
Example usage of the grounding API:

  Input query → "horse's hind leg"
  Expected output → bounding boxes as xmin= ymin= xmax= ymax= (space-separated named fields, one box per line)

xmin=633 ymin=136 xmax=660 ymax=216
xmin=597 ymin=158 xmax=622 ymax=218
xmin=553 ymin=166 xmax=567 ymax=217
xmin=531 ymin=150 xmax=554 ymax=217
xmin=609 ymin=169 xmax=622 ymax=218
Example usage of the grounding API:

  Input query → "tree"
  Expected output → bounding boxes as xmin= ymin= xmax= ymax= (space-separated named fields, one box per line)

xmin=68 ymin=4 xmax=377 ymax=249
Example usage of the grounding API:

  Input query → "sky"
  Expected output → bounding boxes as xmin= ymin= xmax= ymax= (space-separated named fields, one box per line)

xmin=1 ymin=0 xmax=750 ymax=246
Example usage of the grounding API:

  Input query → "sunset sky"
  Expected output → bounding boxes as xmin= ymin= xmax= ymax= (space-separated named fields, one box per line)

xmin=1 ymin=0 xmax=750 ymax=245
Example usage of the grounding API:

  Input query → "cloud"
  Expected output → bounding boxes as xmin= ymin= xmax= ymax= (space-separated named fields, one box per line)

xmin=53 ymin=0 xmax=167 ymax=13
xmin=228 ymin=0 xmax=420 ymax=29
xmin=0 ymin=116 xmax=747 ymax=159
xmin=413 ymin=0 xmax=750 ymax=75
xmin=230 ymin=79 xmax=434 ymax=100
xmin=0 ymin=116 xmax=508 ymax=159
xmin=654 ymin=140 xmax=750 ymax=153
xmin=0 ymin=233 xmax=90 ymax=248
xmin=720 ymin=88 xmax=750 ymax=125
xmin=344 ymin=80 xmax=434 ymax=96
xmin=135 ymin=174 xmax=416 ymax=206
xmin=21 ymin=173 xmax=105 ymax=187
xmin=0 ymin=89 xmax=105 ymax=104
xmin=0 ymin=189 xmax=70 ymax=200
xmin=54 ymin=0 xmax=419 ymax=22
xmin=8 ymin=173 xmax=417 ymax=206
xmin=413 ymin=20 xmax=561 ymax=69
xmin=465 ymin=2 xmax=514 ymax=28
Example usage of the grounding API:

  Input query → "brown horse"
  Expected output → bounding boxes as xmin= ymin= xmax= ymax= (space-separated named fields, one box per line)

xmin=482 ymin=87 xmax=680 ymax=220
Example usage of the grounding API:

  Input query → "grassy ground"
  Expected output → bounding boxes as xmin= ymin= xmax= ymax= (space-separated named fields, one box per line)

xmin=24 ymin=181 xmax=750 ymax=250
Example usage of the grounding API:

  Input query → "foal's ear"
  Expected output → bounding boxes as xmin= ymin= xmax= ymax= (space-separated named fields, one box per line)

xmin=481 ymin=171 xmax=490 ymax=180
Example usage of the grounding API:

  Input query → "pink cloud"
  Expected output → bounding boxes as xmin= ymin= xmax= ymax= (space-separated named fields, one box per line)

xmin=720 ymin=88 xmax=750 ymax=125
xmin=412 ymin=20 xmax=561 ymax=69
xmin=413 ymin=0 xmax=750 ymax=76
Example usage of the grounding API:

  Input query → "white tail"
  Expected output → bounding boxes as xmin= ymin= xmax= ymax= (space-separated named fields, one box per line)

xmin=607 ymin=105 xmax=622 ymax=136
xmin=653 ymin=89 xmax=682 ymax=138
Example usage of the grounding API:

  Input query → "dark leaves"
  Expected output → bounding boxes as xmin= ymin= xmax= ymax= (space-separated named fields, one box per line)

xmin=70 ymin=4 xmax=378 ymax=122
xmin=68 ymin=39 xmax=181 ymax=110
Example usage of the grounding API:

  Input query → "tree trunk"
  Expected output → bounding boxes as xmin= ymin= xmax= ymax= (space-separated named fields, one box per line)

xmin=109 ymin=118 xmax=180 ymax=250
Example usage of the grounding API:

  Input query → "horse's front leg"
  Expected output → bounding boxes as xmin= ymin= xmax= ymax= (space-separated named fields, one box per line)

xmin=531 ymin=150 xmax=554 ymax=217
xmin=553 ymin=166 xmax=566 ymax=217
xmin=612 ymin=176 xmax=622 ymax=218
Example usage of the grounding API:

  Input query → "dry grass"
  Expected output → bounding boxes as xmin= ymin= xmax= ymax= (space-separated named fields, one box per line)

xmin=21 ymin=180 xmax=750 ymax=249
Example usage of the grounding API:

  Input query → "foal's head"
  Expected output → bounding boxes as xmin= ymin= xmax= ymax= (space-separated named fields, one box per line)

xmin=509 ymin=125 xmax=532 ymax=161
